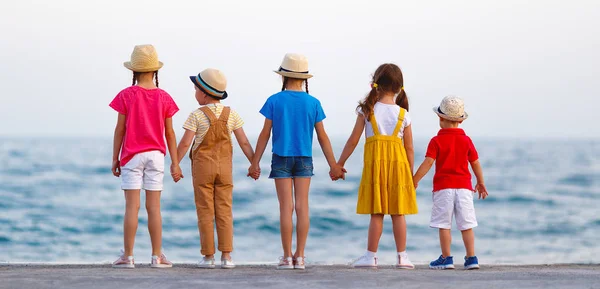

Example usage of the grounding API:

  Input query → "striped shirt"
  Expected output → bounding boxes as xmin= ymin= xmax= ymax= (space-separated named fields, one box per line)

xmin=183 ymin=103 xmax=244 ymax=150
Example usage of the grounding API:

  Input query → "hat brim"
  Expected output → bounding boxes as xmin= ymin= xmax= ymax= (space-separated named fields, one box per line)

xmin=124 ymin=61 xmax=164 ymax=72
xmin=433 ymin=106 xmax=468 ymax=122
xmin=189 ymin=76 xmax=228 ymax=100
xmin=274 ymin=70 xmax=313 ymax=79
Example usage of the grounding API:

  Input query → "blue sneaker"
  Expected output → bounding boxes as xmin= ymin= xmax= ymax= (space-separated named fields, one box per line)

xmin=464 ymin=256 xmax=479 ymax=270
xmin=429 ymin=255 xmax=455 ymax=269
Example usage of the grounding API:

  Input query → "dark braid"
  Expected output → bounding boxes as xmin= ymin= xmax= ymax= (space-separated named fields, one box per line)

xmin=154 ymin=71 xmax=159 ymax=88
xmin=305 ymin=79 xmax=309 ymax=94
xmin=281 ymin=77 xmax=288 ymax=91
xmin=132 ymin=72 xmax=137 ymax=86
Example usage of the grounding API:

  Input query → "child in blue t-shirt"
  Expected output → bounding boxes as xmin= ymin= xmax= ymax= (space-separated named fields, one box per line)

xmin=249 ymin=53 xmax=344 ymax=270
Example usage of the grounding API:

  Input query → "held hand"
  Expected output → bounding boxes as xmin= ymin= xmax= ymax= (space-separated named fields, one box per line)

xmin=475 ymin=183 xmax=488 ymax=199
xmin=329 ymin=165 xmax=346 ymax=181
xmin=170 ymin=164 xmax=183 ymax=183
xmin=112 ymin=160 xmax=121 ymax=177
xmin=247 ymin=164 xmax=261 ymax=180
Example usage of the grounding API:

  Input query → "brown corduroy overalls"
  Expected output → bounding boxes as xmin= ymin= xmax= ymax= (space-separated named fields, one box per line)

xmin=190 ymin=106 xmax=233 ymax=256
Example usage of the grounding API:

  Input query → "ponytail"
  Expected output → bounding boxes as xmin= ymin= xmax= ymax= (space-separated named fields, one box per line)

xmin=357 ymin=86 xmax=379 ymax=120
xmin=396 ymin=88 xmax=409 ymax=111
xmin=305 ymin=79 xmax=309 ymax=94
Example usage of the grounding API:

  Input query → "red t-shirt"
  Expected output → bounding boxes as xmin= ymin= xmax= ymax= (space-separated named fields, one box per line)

xmin=109 ymin=86 xmax=179 ymax=166
xmin=425 ymin=128 xmax=479 ymax=192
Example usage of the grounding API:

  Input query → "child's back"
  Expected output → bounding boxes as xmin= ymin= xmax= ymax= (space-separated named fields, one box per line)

xmin=426 ymin=128 xmax=478 ymax=192
xmin=111 ymin=86 xmax=178 ymax=165
xmin=261 ymin=90 xmax=325 ymax=157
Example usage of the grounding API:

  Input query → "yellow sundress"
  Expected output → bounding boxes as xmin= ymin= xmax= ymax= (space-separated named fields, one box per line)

xmin=356 ymin=108 xmax=418 ymax=215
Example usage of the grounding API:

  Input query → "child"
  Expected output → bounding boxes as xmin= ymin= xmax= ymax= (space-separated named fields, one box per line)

xmin=110 ymin=44 xmax=182 ymax=269
xmin=335 ymin=63 xmax=418 ymax=269
xmin=413 ymin=95 xmax=488 ymax=270
xmin=249 ymin=53 xmax=343 ymax=270
xmin=176 ymin=68 xmax=256 ymax=269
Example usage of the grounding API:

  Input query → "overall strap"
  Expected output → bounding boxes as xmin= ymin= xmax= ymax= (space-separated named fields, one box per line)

xmin=219 ymin=106 xmax=231 ymax=122
xmin=392 ymin=108 xmax=405 ymax=137
xmin=199 ymin=105 xmax=218 ymax=125
xmin=369 ymin=113 xmax=380 ymax=136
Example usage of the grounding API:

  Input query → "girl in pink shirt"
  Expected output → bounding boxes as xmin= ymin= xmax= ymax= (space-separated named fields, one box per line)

xmin=109 ymin=45 xmax=182 ymax=269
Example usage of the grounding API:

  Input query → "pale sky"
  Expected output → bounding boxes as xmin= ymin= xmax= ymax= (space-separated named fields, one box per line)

xmin=1 ymin=0 xmax=599 ymax=139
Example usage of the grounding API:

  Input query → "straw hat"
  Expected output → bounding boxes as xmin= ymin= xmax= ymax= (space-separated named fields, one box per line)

xmin=123 ymin=44 xmax=163 ymax=72
xmin=189 ymin=68 xmax=228 ymax=100
xmin=274 ymin=53 xmax=313 ymax=79
xmin=433 ymin=95 xmax=469 ymax=121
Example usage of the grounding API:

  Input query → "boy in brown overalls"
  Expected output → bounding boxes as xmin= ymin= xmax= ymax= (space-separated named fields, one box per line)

xmin=176 ymin=68 xmax=257 ymax=269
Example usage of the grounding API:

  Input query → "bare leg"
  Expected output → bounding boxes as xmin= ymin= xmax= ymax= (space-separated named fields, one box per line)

xmin=367 ymin=214 xmax=384 ymax=252
xmin=461 ymin=229 xmax=475 ymax=257
xmin=275 ymin=179 xmax=294 ymax=258
xmin=292 ymin=178 xmax=311 ymax=258
xmin=145 ymin=190 xmax=162 ymax=256
xmin=123 ymin=190 xmax=141 ymax=256
xmin=439 ymin=229 xmax=452 ymax=257
xmin=391 ymin=215 xmax=407 ymax=252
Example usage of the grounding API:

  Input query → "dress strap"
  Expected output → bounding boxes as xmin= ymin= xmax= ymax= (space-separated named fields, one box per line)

xmin=369 ymin=113 xmax=380 ymax=136
xmin=392 ymin=108 xmax=405 ymax=137
xmin=199 ymin=106 xmax=218 ymax=125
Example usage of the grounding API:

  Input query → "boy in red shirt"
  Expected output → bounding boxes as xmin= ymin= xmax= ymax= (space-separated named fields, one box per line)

xmin=413 ymin=95 xmax=488 ymax=270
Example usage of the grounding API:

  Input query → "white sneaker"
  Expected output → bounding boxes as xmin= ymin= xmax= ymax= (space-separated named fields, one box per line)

xmin=277 ymin=256 xmax=294 ymax=270
xmin=221 ymin=258 xmax=236 ymax=269
xmin=197 ymin=257 xmax=216 ymax=269
xmin=351 ymin=254 xmax=377 ymax=268
xmin=112 ymin=249 xmax=134 ymax=269
xmin=294 ymin=257 xmax=306 ymax=270
xmin=395 ymin=253 xmax=415 ymax=269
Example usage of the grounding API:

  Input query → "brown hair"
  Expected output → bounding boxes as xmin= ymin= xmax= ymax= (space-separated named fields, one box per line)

xmin=281 ymin=77 xmax=309 ymax=94
xmin=132 ymin=71 xmax=159 ymax=87
xmin=357 ymin=63 xmax=408 ymax=120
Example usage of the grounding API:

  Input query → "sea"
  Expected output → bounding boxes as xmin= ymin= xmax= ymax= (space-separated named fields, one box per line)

xmin=0 ymin=137 xmax=598 ymax=265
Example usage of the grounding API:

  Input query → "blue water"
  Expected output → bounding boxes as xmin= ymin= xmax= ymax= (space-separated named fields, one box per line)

xmin=1 ymin=137 xmax=599 ymax=264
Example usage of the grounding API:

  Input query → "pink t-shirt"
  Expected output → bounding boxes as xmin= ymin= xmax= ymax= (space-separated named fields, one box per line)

xmin=109 ymin=86 xmax=179 ymax=166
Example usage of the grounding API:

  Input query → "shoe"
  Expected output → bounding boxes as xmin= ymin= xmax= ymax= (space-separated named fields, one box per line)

xmin=351 ymin=254 xmax=377 ymax=268
xmin=221 ymin=257 xmax=236 ymax=269
xmin=395 ymin=253 xmax=415 ymax=269
xmin=112 ymin=249 xmax=134 ymax=269
xmin=197 ymin=257 xmax=216 ymax=269
xmin=277 ymin=256 xmax=294 ymax=270
xmin=464 ymin=256 xmax=479 ymax=270
xmin=151 ymin=253 xmax=173 ymax=268
xmin=429 ymin=255 xmax=454 ymax=270
xmin=294 ymin=257 xmax=306 ymax=270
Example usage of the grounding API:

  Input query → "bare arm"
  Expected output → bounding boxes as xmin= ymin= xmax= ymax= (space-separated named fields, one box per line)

xmin=413 ymin=157 xmax=435 ymax=188
xmin=337 ymin=115 xmax=365 ymax=167
xmin=248 ymin=118 xmax=272 ymax=178
xmin=176 ymin=129 xmax=195 ymax=164
xmin=111 ymin=113 xmax=126 ymax=177
xmin=315 ymin=121 xmax=344 ymax=180
xmin=233 ymin=127 xmax=255 ymax=163
xmin=165 ymin=118 xmax=182 ymax=182
xmin=470 ymin=159 xmax=488 ymax=199
xmin=315 ymin=121 xmax=337 ymax=168
xmin=251 ymin=118 xmax=272 ymax=166
xmin=403 ymin=124 xmax=415 ymax=174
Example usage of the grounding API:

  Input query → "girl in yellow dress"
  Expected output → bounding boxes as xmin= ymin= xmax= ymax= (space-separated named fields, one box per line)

xmin=335 ymin=63 xmax=418 ymax=269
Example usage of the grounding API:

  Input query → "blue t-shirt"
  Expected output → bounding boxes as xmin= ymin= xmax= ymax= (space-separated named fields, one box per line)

xmin=259 ymin=90 xmax=326 ymax=157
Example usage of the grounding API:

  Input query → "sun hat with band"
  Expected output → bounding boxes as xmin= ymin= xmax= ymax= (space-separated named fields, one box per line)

xmin=123 ymin=44 xmax=163 ymax=72
xmin=274 ymin=53 xmax=313 ymax=79
xmin=433 ymin=95 xmax=469 ymax=122
xmin=190 ymin=68 xmax=228 ymax=100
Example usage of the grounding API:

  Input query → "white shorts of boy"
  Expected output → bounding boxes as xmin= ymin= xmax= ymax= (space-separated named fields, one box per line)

xmin=430 ymin=188 xmax=478 ymax=231
xmin=121 ymin=150 xmax=165 ymax=191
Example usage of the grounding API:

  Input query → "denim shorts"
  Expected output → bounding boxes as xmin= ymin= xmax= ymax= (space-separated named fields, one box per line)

xmin=269 ymin=154 xmax=314 ymax=179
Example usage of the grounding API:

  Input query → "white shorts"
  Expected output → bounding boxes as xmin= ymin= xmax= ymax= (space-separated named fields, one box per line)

xmin=121 ymin=150 xmax=165 ymax=191
xmin=430 ymin=188 xmax=478 ymax=231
